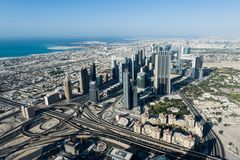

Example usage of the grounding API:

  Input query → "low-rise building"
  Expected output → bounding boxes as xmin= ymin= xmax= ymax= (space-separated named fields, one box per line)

xmin=140 ymin=112 xmax=149 ymax=124
xmin=162 ymin=129 xmax=172 ymax=143
xmin=106 ymin=147 xmax=133 ymax=160
xmin=184 ymin=115 xmax=195 ymax=127
xmin=142 ymin=124 xmax=161 ymax=140
xmin=172 ymin=132 xmax=195 ymax=149
xmin=64 ymin=139 xmax=81 ymax=156
xmin=188 ymin=122 xmax=203 ymax=139
xmin=168 ymin=114 xmax=176 ymax=125
xmin=133 ymin=121 xmax=142 ymax=134
xmin=159 ymin=113 xmax=167 ymax=125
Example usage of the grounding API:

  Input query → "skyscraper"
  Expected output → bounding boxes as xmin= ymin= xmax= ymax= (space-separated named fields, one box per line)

xmin=105 ymin=73 xmax=109 ymax=83
xmin=91 ymin=62 xmax=97 ymax=81
xmin=79 ymin=68 xmax=89 ymax=94
xmin=99 ymin=75 xmax=104 ymax=85
xmin=132 ymin=87 xmax=138 ymax=107
xmin=131 ymin=54 xmax=136 ymax=81
xmin=63 ymin=76 xmax=72 ymax=100
xmin=89 ymin=81 xmax=98 ymax=103
xmin=177 ymin=46 xmax=184 ymax=60
xmin=191 ymin=55 xmax=196 ymax=79
xmin=125 ymin=57 xmax=132 ymax=79
xmin=119 ymin=62 xmax=125 ymax=84
xmin=138 ymin=49 xmax=143 ymax=67
xmin=137 ymin=71 xmax=146 ymax=89
xmin=153 ymin=51 xmax=171 ymax=95
xmin=184 ymin=47 xmax=191 ymax=55
xmin=111 ymin=56 xmax=118 ymax=80
xmin=195 ymin=55 xmax=204 ymax=79
xmin=123 ymin=69 xmax=132 ymax=109
xmin=111 ymin=56 xmax=117 ymax=69
xmin=151 ymin=52 xmax=156 ymax=68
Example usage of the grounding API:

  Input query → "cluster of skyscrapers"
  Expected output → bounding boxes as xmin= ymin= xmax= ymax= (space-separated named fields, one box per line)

xmin=62 ymin=43 xmax=204 ymax=110
xmin=114 ymin=45 xmax=172 ymax=109
xmin=63 ymin=62 xmax=100 ymax=104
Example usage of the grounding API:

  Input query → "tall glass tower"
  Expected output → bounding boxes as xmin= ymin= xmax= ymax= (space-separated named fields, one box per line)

xmin=63 ymin=76 xmax=72 ymax=100
xmin=123 ymin=69 xmax=132 ymax=109
xmin=153 ymin=51 xmax=171 ymax=95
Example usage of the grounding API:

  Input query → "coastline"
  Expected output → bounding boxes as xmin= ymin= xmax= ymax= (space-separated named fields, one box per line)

xmin=0 ymin=38 xmax=133 ymax=60
xmin=0 ymin=51 xmax=64 ymax=60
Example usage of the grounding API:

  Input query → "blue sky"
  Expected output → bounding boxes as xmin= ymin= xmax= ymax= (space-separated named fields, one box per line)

xmin=0 ymin=0 xmax=240 ymax=38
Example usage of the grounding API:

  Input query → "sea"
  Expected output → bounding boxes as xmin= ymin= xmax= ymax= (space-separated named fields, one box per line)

xmin=0 ymin=37 xmax=131 ymax=58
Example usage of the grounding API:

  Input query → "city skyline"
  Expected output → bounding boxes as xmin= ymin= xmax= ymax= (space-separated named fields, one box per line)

xmin=1 ymin=0 xmax=240 ymax=38
xmin=0 ymin=1 xmax=240 ymax=159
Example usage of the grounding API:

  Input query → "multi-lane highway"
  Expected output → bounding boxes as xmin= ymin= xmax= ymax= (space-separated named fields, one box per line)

xmin=0 ymin=92 xmax=224 ymax=160
xmin=175 ymin=88 xmax=225 ymax=159
xmin=44 ymin=108 xmax=221 ymax=160
xmin=0 ymin=96 xmax=26 ymax=108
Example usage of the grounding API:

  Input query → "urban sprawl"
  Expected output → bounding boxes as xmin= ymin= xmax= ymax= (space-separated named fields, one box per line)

xmin=0 ymin=39 xmax=240 ymax=160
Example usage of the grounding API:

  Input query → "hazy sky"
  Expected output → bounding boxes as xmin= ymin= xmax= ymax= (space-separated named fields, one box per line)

xmin=0 ymin=0 xmax=240 ymax=38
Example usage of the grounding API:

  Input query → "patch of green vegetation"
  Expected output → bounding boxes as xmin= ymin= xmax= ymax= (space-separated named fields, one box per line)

xmin=182 ymin=84 xmax=204 ymax=99
xmin=149 ymin=98 xmax=190 ymax=116
xmin=183 ymin=68 xmax=240 ymax=100
xmin=228 ymin=93 xmax=240 ymax=102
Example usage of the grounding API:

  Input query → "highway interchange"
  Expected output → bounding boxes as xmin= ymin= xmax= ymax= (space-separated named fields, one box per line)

xmin=0 ymin=91 xmax=225 ymax=160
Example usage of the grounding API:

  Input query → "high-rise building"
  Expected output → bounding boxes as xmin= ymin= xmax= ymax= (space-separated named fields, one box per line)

xmin=132 ymin=87 xmax=139 ymax=107
xmin=145 ymin=58 xmax=149 ymax=66
xmin=91 ymin=62 xmax=97 ymax=81
xmin=126 ymin=58 xmax=132 ymax=79
xmin=163 ymin=44 xmax=171 ymax=51
xmin=123 ymin=69 xmax=132 ymax=109
xmin=153 ymin=51 xmax=171 ymax=95
xmin=191 ymin=56 xmax=196 ymax=79
xmin=184 ymin=47 xmax=191 ymax=55
xmin=21 ymin=106 xmax=35 ymax=119
xmin=79 ymin=68 xmax=89 ymax=94
xmin=44 ymin=92 xmax=62 ymax=105
xmin=137 ymin=72 xmax=146 ymax=89
xmin=138 ymin=49 xmax=145 ymax=67
xmin=195 ymin=55 xmax=204 ymax=79
xmin=111 ymin=56 xmax=118 ymax=80
xmin=178 ymin=46 xmax=184 ymax=60
xmin=89 ymin=81 xmax=98 ymax=103
xmin=105 ymin=73 xmax=109 ymax=82
xmin=119 ymin=62 xmax=125 ymax=84
xmin=131 ymin=54 xmax=135 ymax=81
xmin=63 ymin=76 xmax=72 ymax=100
xmin=99 ymin=75 xmax=104 ymax=85
xmin=111 ymin=56 xmax=117 ymax=69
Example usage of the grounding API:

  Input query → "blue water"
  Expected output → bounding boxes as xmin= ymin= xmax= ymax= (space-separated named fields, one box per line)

xmin=0 ymin=37 xmax=130 ymax=58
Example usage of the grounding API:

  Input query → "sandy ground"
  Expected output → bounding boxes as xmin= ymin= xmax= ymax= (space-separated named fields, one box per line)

xmin=0 ymin=116 xmax=24 ymax=136
xmin=40 ymin=118 xmax=60 ymax=130
xmin=196 ymin=102 xmax=240 ymax=159
xmin=213 ymin=124 xmax=240 ymax=160
xmin=29 ymin=124 xmax=45 ymax=134
xmin=204 ymin=61 xmax=240 ymax=70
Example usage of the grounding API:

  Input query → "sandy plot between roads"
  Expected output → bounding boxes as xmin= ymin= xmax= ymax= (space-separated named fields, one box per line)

xmin=204 ymin=61 xmax=240 ymax=70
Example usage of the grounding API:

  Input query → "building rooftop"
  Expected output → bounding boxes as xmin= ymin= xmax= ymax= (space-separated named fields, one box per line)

xmin=107 ymin=147 xmax=133 ymax=160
